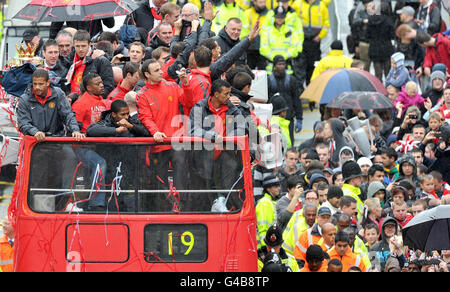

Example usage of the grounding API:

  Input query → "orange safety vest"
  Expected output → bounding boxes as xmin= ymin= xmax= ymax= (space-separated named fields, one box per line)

xmin=293 ymin=224 xmax=322 ymax=261
xmin=299 ymin=262 xmax=328 ymax=272
xmin=0 ymin=234 xmax=14 ymax=272
xmin=328 ymin=246 xmax=366 ymax=272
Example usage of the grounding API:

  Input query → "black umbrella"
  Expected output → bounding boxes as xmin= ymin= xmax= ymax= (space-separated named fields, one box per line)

xmin=326 ymin=91 xmax=393 ymax=110
xmin=402 ymin=205 xmax=450 ymax=252
xmin=14 ymin=0 xmax=139 ymax=23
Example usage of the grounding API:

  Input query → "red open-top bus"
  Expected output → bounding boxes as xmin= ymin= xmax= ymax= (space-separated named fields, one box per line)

xmin=9 ymin=136 xmax=257 ymax=272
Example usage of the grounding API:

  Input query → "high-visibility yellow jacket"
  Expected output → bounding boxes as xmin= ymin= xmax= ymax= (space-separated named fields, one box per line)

xmin=258 ymin=115 xmax=291 ymax=148
xmin=0 ymin=11 xmax=3 ymax=44
xmin=212 ymin=2 xmax=250 ymax=37
xmin=310 ymin=49 xmax=354 ymax=81
xmin=282 ymin=210 xmax=313 ymax=257
xmin=292 ymin=0 xmax=330 ymax=40
xmin=183 ymin=0 xmax=255 ymax=11
xmin=262 ymin=6 xmax=304 ymax=44
xmin=342 ymin=183 xmax=364 ymax=222
xmin=255 ymin=193 xmax=278 ymax=249
xmin=260 ymin=22 xmax=302 ymax=63
xmin=353 ymin=236 xmax=372 ymax=270
xmin=244 ymin=6 xmax=271 ymax=31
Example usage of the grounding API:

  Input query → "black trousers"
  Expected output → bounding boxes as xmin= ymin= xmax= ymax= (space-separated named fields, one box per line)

xmin=146 ymin=148 xmax=187 ymax=212
xmin=247 ymin=50 xmax=268 ymax=70
xmin=295 ymin=38 xmax=322 ymax=86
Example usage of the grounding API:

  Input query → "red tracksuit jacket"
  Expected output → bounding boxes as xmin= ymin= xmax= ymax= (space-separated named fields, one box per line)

xmin=72 ymin=92 xmax=107 ymax=133
xmin=182 ymin=69 xmax=212 ymax=116
xmin=137 ymin=80 xmax=190 ymax=152
xmin=424 ymin=33 xmax=450 ymax=70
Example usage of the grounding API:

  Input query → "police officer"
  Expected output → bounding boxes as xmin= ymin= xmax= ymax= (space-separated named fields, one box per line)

xmin=256 ymin=175 xmax=282 ymax=249
xmin=258 ymin=225 xmax=299 ymax=271
xmin=293 ymin=0 xmax=330 ymax=86
xmin=260 ymin=5 xmax=302 ymax=75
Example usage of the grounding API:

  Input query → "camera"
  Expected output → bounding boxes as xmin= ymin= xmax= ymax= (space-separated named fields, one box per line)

xmin=409 ymin=114 xmax=418 ymax=119
xmin=417 ymin=258 xmax=441 ymax=266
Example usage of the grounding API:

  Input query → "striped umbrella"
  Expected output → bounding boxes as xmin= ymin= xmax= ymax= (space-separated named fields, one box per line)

xmin=301 ymin=68 xmax=388 ymax=105
xmin=14 ymin=0 xmax=139 ymax=23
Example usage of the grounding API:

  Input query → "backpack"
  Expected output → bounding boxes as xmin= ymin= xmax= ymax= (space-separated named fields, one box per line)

xmin=429 ymin=3 xmax=447 ymax=33
xmin=119 ymin=15 xmax=138 ymax=49
xmin=1 ymin=63 xmax=36 ymax=97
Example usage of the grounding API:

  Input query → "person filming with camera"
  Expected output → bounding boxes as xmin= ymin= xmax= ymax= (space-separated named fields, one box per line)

xmin=429 ymin=121 xmax=450 ymax=184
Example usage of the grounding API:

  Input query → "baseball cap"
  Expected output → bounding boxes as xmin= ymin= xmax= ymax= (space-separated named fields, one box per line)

xmin=396 ymin=6 xmax=415 ymax=17
xmin=318 ymin=206 xmax=332 ymax=216
xmin=23 ymin=28 xmax=39 ymax=42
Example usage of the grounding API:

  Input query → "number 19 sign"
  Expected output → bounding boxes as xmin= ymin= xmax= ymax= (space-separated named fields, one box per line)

xmin=145 ymin=224 xmax=208 ymax=263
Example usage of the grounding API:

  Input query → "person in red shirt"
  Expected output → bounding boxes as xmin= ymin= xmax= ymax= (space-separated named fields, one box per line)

xmin=105 ymin=62 xmax=140 ymax=109
xmin=72 ymin=73 xmax=108 ymax=133
xmin=137 ymin=59 xmax=191 ymax=205
xmin=416 ymin=31 xmax=450 ymax=77
xmin=71 ymin=72 xmax=109 ymax=211
xmin=392 ymin=200 xmax=413 ymax=228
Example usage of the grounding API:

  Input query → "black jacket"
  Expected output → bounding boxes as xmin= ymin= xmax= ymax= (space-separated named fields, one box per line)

xmin=168 ymin=33 xmax=252 ymax=82
xmin=146 ymin=35 xmax=170 ymax=59
xmin=268 ymin=72 xmax=302 ymax=121
xmin=124 ymin=0 xmax=158 ymax=34
xmin=429 ymin=145 xmax=450 ymax=184
xmin=86 ymin=110 xmax=150 ymax=137
xmin=370 ymin=216 xmax=398 ymax=270
xmin=367 ymin=14 xmax=395 ymax=62
xmin=50 ymin=18 xmax=115 ymax=39
xmin=17 ymin=85 xmax=80 ymax=137
xmin=46 ymin=59 xmax=69 ymax=94
xmin=396 ymin=40 xmax=425 ymax=70
xmin=422 ymin=87 xmax=444 ymax=107
xmin=214 ymin=27 xmax=246 ymax=65
xmin=189 ymin=99 xmax=247 ymax=142
xmin=352 ymin=8 xmax=371 ymax=43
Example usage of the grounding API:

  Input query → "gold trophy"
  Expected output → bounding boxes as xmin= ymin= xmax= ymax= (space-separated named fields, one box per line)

xmin=14 ymin=42 xmax=42 ymax=66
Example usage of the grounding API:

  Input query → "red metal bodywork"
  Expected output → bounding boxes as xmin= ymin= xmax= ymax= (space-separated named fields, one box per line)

xmin=12 ymin=136 xmax=258 ymax=272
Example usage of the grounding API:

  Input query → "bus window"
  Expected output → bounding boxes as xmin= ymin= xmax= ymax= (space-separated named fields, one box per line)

xmin=27 ymin=140 xmax=246 ymax=214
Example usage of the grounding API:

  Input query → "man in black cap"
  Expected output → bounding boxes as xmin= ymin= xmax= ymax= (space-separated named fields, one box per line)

xmin=300 ymin=244 xmax=328 ymax=272
xmin=341 ymin=160 xmax=365 ymax=222
xmin=23 ymin=28 xmax=44 ymax=58
xmin=268 ymin=54 xmax=303 ymax=144
xmin=321 ymin=185 xmax=343 ymax=215
xmin=258 ymin=225 xmax=299 ymax=272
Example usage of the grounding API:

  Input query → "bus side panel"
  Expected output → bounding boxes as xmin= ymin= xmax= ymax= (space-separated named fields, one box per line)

xmin=14 ymin=217 xmax=70 ymax=272
xmin=15 ymin=215 xmax=258 ymax=272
